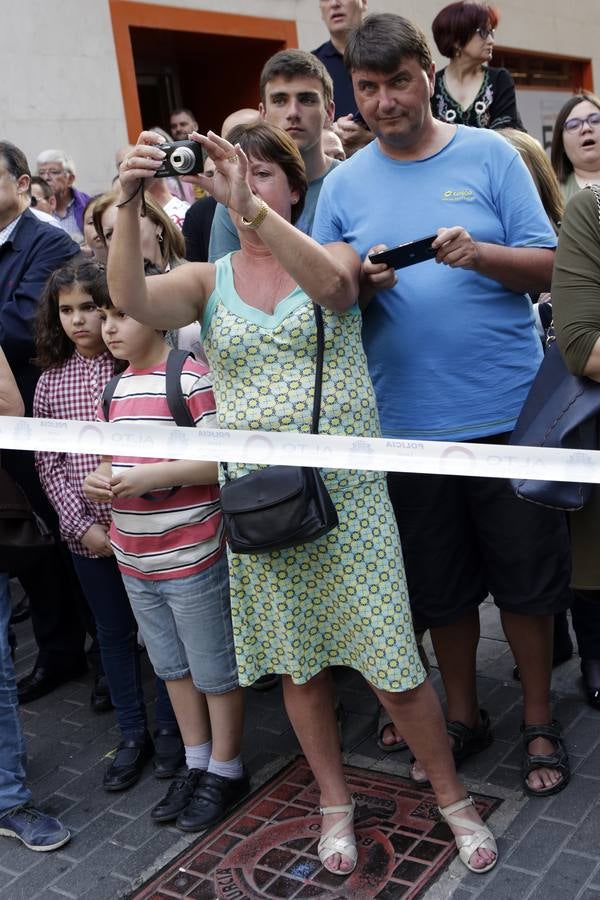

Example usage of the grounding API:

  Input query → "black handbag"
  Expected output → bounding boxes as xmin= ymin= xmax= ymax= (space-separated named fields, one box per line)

xmin=509 ymin=335 xmax=600 ymax=510
xmin=0 ymin=468 xmax=54 ymax=572
xmin=220 ymin=303 xmax=338 ymax=554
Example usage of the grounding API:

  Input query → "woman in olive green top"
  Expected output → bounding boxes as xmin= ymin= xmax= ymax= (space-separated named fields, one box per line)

xmin=552 ymin=184 xmax=600 ymax=708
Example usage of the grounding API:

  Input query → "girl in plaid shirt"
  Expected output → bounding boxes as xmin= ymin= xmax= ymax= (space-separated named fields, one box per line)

xmin=33 ymin=261 xmax=181 ymax=792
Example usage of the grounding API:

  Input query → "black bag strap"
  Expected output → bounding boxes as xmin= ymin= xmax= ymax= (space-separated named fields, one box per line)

xmin=223 ymin=303 xmax=326 ymax=480
xmin=311 ymin=302 xmax=325 ymax=436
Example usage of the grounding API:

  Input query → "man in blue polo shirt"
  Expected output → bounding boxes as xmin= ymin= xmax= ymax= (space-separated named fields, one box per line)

xmin=313 ymin=14 xmax=573 ymax=800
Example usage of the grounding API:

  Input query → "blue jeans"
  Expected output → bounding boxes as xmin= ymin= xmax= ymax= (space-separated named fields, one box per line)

xmin=0 ymin=573 xmax=31 ymax=813
xmin=122 ymin=554 xmax=238 ymax=694
xmin=71 ymin=555 xmax=178 ymax=737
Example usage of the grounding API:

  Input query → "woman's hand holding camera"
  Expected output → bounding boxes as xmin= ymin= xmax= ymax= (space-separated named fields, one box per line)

xmin=118 ymin=131 xmax=167 ymax=198
xmin=189 ymin=131 xmax=257 ymax=220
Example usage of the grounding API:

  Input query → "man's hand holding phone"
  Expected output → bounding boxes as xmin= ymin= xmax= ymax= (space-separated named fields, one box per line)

xmin=432 ymin=226 xmax=481 ymax=270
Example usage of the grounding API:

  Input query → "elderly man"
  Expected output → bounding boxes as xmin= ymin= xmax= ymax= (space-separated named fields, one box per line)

xmin=169 ymin=107 xmax=198 ymax=141
xmin=313 ymin=14 xmax=572 ymax=802
xmin=208 ymin=49 xmax=340 ymax=262
xmin=0 ymin=141 xmax=93 ymax=705
xmin=36 ymin=149 xmax=89 ymax=241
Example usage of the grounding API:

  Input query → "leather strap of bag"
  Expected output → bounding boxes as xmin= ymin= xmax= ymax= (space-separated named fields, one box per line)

xmin=311 ymin=302 xmax=325 ymax=436
xmin=222 ymin=302 xmax=326 ymax=480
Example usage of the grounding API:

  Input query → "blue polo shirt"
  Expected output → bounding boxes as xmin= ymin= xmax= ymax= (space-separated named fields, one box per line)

xmin=312 ymin=126 xmax=557 ymax=441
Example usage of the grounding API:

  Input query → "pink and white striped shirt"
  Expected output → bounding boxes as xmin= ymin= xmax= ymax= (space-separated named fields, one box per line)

xmin=99 ymin=356 xmax=224 ymax=581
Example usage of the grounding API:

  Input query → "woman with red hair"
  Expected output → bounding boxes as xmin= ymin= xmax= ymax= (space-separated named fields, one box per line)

xmin=431 ymin=1 xmax=522 ymax=130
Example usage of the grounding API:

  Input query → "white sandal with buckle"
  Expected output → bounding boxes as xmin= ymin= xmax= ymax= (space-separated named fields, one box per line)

xmin=318 ymin=798 xmax=357 ymax=875
xmin=438 ymin=795 xmax=497 ymax=874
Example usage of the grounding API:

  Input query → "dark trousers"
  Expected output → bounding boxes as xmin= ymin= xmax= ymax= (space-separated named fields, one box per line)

xmin=571 ymin=590 xmax=600 ymax=660
xmin=3 ymin=446 xmax=89 ymax=670
xmin=71 ymin=554 xmax=178 ymax=737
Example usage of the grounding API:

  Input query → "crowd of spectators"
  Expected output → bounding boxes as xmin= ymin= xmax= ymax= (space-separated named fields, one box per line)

xmin=1 ymin=1 xmax=599 ymax=886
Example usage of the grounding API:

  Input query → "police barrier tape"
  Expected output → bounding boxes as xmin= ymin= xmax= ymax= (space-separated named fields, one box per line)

xmin=1 ymin=415 xmax=600 ymax=484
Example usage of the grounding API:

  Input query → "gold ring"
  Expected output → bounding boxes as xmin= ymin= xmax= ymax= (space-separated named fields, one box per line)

xmin=226 ymin=154 xmax=238 ymax=163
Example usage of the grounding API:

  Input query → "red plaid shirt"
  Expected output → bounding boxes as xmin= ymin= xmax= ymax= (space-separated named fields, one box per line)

xmin=34 ymin=350 xmax=114 ymax=557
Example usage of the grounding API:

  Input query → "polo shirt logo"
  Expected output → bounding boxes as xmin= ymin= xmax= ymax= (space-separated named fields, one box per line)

xmin=442 ymin=189 xmax=475 ymax=202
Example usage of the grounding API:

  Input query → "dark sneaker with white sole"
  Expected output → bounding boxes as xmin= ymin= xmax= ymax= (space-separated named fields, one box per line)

xmin=0 ymin=805 xmax=70 ymax=851
xmin=151 ymin=768 xmax=205 ymax=822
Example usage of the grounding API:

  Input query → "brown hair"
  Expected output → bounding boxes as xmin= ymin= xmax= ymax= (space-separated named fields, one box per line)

xmin=499 ymin=129 xmax=564 ymax=232
xmin=344 ymin=13 xmax=432 ymax=74
xmin=34 ymin=260 xmax=111 ymax=369
xmin=93 ymin=190 xmax=185 ymax=266
xmin=550 ymin=92 xmax=600 ymax=184
xmin=260 ymin=49 xmax=333 ymax=109
xmin=432 ymin=2 xmax=499 ymax=59
xmin=227 ymin=122 xmax=308 ymax=225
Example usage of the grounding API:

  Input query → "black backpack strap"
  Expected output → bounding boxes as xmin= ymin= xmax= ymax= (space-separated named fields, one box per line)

xmin=139 ymin=350 xmax=195 ymax=502
xmin=101 ymin=372 xmax=123 ymax=421
xmin=165 ymin=349 xmax=196 ymax=428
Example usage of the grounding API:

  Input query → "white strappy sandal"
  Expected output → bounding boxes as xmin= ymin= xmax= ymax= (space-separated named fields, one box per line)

xmin=317 ymin=798 xmax=358 ymax=875
xmin=438 ymin=795 xmax=497 ymax=874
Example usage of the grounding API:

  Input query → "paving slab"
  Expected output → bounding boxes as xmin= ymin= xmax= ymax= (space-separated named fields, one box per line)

xmin=4 ymin=600 xmax=600 ymax=900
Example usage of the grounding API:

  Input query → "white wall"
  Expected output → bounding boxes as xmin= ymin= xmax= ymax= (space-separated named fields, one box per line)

xmin=3 ymin=0 xmax=600 ymax=194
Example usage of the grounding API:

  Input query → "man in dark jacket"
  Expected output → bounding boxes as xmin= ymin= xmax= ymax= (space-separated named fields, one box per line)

xmin=0 ymin=140 xmax=92 ymax=703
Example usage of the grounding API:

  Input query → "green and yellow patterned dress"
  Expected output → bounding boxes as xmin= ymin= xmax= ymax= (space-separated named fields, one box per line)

xmin=202 ymin=254 xmax=425 ymax=691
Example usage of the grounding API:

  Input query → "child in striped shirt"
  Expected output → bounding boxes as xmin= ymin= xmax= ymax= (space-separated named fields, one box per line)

xmin=84 ymin=292 xmax=246 ymax=832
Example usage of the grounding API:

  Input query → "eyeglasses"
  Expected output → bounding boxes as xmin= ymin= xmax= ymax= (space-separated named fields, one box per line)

xmin=37 ymin=168 xmax=65 ymax=178
xmin=563 ymin=112 xmax=600 ymax=133
xmin=476 ymin=27 xmax=495 ymax=39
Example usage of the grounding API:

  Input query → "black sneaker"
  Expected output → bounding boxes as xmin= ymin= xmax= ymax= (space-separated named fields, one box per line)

xmin=103 ymin=732 xmax=153 ymax=792
xmin=176 ymin=770 xmax=249 ymax=832
xmin=90 ymin=674 xmax=113 ymax=714
xmin=151 ymin=769 xmax=205 ymax=822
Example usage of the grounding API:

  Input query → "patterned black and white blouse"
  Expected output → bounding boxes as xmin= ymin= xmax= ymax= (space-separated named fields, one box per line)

xmin=432 ymin=66 xmax=524 ymax=130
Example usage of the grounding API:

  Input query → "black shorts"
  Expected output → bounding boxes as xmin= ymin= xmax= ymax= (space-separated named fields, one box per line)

xmin=387 ymin=434 xmax=572 ymax=629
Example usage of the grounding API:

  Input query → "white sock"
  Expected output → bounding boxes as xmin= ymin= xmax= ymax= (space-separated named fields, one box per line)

xmin=208 ymin=754 xmax=244 ymax=780
xmin=185 ymin=740 xmax=212 ymax=771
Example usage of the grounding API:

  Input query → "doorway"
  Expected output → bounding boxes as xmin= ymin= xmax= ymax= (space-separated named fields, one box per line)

xmin=109 ymin=1 xmax=298 ymax=139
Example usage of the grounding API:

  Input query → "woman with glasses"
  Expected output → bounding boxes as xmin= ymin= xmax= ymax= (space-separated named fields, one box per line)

xmin=548 ymin=92 xmax=600 ymax=713
xmin=431 ymin=2 xmax=523 ymax=130
xmin=551 ymin=93 xmax=600 ymax=203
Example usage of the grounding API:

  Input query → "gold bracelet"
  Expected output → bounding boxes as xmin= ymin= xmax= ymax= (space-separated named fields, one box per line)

xmin=241 ymin=199 xmax=269 ymax=229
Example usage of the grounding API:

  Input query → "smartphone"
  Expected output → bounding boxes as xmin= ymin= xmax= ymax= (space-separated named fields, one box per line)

xmin=369 ymin=235 xmax=437 ymax=269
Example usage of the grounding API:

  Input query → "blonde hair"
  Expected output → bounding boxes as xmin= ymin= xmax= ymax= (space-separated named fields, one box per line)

xmin=499 ymin=128 xmax=564 ymax=232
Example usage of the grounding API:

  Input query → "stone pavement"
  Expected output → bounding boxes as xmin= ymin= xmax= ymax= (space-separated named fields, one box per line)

xmin=3 ymin=587 xmax=600 ymax=900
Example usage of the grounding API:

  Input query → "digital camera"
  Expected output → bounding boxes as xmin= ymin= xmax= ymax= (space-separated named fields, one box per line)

xmin=154 ymin=140 xmax=203 ymax=178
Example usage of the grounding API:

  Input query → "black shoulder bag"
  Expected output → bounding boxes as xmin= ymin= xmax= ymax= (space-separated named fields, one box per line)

xmin=0 ymin=468 xmax=54 ymax=573
xmin=220 ymin=303 xmax=339 ymax=554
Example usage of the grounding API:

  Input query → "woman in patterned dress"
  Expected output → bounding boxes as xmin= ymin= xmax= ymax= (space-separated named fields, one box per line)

xmin=106 ymin=123 xmax=497 ymax=875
